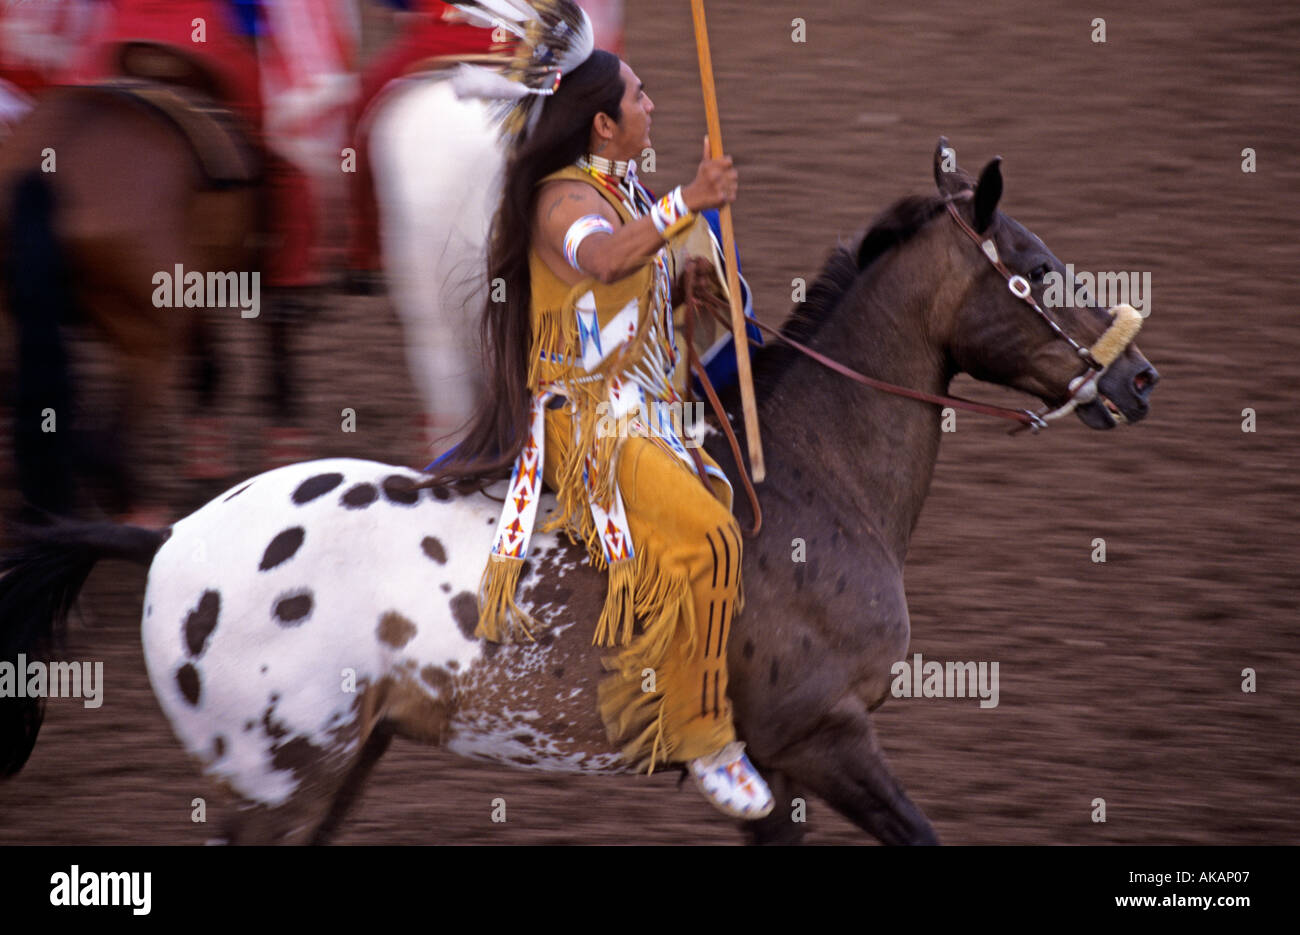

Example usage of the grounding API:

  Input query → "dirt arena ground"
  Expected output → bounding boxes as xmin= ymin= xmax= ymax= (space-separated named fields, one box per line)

xmin=1 ymin=0 xmax=1297 ymax=844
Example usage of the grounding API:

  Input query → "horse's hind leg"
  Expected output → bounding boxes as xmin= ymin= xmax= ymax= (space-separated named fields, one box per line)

xmin=309 ymin=726 xmax=394 ymax=846
xmin=216 ymin=724 xmax=396 ymax=846
xmin=779 ymin=697 xmax=939 ymax=845
xmin=220 ymin=795 xmax=333 ymax=846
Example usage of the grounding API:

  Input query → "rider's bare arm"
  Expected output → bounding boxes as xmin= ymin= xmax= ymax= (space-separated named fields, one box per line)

xmin=536 ymin=137 xmax=739 ymax=287
xmin=535 ymin=181 xmax=665 ymax=286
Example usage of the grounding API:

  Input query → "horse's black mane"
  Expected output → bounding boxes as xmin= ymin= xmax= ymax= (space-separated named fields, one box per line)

xmin=751 ymin=193 xmax=949 ymax=394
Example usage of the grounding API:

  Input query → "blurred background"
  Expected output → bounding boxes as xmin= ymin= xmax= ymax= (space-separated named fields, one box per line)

xmin=0 ymin=0 xmax=1296 ymax=843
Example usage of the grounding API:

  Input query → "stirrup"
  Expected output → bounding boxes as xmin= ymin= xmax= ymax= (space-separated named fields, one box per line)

xmin=688 ymin=741 xmax=774 ymax=820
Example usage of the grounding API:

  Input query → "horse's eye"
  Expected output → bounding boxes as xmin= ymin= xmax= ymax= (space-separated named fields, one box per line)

xmin=1028 ymin=263 xmax=1051 ymax=284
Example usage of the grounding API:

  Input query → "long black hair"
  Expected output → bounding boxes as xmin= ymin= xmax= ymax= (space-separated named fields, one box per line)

xmin=427 ymin=50 xmax=625 ymax=488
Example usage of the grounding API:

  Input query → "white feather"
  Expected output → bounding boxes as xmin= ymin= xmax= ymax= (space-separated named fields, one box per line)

xmin=449 ymin=1 xmax=540 ymax=30
xmin=451 ymin=64 xmax=532 ymax=101
xmin=557 ymin=10 xmax=595 ymax=72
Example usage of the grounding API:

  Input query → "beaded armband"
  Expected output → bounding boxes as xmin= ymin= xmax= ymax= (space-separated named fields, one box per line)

xmin=650 ymin=186 xmax=693 ymax=239
xmin=563 ymin=214 xmax=616 ymax=272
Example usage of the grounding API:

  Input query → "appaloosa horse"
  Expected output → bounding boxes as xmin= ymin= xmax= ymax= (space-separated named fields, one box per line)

xmin=0 ymin=141 xmax=1158 ymax=844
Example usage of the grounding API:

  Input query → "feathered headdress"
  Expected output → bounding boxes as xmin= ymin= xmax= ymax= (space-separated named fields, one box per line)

xmin=446 ymin=1 xmax=596 ymax=140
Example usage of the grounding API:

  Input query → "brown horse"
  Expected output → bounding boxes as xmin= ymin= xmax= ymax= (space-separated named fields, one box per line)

xmin=0 ymin=52 xmax=263 ymax=521
xmin=711 ymin=141 xmax=1157 ymax=843
xmin=0 ymin=140 xmax=1157 ymax=845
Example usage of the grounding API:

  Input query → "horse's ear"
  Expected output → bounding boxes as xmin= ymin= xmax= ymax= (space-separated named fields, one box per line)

xmin=973 ymin=157 xmax=1003 ymax=234
xmin=933 ymin=136 xmax=969 ymax=197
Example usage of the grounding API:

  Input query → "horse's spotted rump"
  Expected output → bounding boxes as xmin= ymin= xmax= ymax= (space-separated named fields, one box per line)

xmin=341 ymin=483 xmax=378 ymax=509
xmin=142 ymin=456 xmax=643 ymax=818
xmin=176 ymin=663 xmax=201 ymax=706
xmin=381 ymin=475 xmax=420 ymax=505
xmin=292 ymin=473 xmax=343 ymax=504
xmin=449 ymin=592 xmax=479 ymax=640
xmin=260 ymin=527 xmax=305 ymax=571
xmin=183 ymin=590 xmax=220 ymax=657
xmin=421 ymin=536 xmax=447 ymax=564
xmin=273 ymin=591 xmax=313 ymax=626
xmin=420 ymin=664 xmax=453 ymax=697
xmin=430 ymin=485 xmax=451 ymax=501
xmin=261 ymin=703 xmax=289 ymax=740
xmin=270 ymin=735 xmax=328 ymax=777
xmin=377 ymin=611 xmax=417 ymax=649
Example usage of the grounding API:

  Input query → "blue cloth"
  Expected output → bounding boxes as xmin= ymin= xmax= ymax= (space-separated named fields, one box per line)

xmin=694 ymin=209 xmax=762 ymax=398
xmin=226 ymin=0 xmax=265 ymax=37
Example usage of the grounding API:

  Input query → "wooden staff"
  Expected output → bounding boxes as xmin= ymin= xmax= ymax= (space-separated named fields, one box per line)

xmin=690 ymin=0 xmax=765 ymax=483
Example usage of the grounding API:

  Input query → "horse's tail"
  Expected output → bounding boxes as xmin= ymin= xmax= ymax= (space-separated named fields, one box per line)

xmin=5 ymin=169 xmax=76 ymax=515
xmin=0 ymin=521 xmax=168 ymax=776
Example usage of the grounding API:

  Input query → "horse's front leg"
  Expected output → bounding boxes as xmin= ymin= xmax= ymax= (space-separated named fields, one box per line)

xmin=740 ymin=768 xmax=809 ymax=845
xmin=777 ymin=695 xmax=939 ymax=845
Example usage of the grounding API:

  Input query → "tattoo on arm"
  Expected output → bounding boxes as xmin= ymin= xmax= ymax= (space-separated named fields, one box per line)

xmin=545 ymin=191 xmax=592 ymax=223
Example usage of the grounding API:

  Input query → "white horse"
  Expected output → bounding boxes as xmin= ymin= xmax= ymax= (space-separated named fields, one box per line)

xmin=366 ymin=74 xmax=500 ymax=459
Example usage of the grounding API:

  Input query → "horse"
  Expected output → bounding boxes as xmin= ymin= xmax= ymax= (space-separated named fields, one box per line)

xmin=0 ymin=141 xmax=1159 ymax=844
xmin=0 ymin=43 xmax=267 ymax=522
xmin=366 ymin=73 xmax=497 ymax=457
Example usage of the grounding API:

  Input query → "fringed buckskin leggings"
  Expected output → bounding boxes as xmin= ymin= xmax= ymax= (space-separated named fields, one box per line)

xmin=542 ymin=406 xmax=742 ymax=772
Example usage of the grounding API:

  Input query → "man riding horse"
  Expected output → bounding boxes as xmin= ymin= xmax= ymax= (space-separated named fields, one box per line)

xmin=431 ymin=3 xmax=773 ymax=818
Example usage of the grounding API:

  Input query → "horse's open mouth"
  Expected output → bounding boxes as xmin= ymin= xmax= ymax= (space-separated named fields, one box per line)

xmin=1076 ymin=393 xmax=1131 ymax=429
xmin=1074 ymin=395 xmax=1113 ymax=429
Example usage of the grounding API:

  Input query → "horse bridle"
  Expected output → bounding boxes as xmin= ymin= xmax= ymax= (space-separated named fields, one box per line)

xmin=942 ymin=192 xmax=1143 ymax=429
xmin=683 ymin=189 xmax=1144 ymax=535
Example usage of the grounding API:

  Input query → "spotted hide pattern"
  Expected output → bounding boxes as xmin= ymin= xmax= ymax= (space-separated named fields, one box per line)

xmin=141 ymin=458 xmax=627 ymax=809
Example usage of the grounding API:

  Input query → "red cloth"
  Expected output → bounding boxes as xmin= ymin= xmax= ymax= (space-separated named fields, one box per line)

xmin=61 ymin=0 xmax=262 ymax=124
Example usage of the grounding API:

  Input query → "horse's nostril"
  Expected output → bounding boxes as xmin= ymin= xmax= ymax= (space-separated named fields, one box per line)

xmin=1132 ymin=367 xmax=1157 ymax=397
